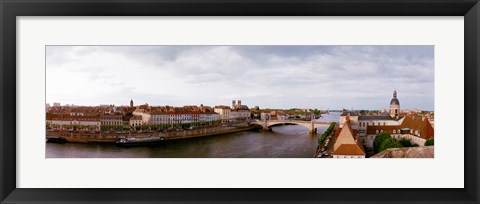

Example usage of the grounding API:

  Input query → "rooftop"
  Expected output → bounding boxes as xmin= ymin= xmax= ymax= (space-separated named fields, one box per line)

xmin=371 ymin=146 xmax=434 ymax=158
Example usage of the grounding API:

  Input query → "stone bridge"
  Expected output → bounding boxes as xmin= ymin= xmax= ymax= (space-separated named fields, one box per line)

xmin=249 ymin=119 xmax=332 ymax=134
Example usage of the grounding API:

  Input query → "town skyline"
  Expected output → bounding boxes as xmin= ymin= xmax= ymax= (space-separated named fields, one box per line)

xmin=46 ymin=45 xmax=434 ymax=110
xmin=45 ymin=97 xmax=431 ymax=112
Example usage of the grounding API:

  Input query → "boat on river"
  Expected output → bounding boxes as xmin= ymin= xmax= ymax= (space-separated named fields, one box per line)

xmin=116 ymin=136 xmax=165 ymax=147
xmin=46 ymin=136 xmax=67 ymax=143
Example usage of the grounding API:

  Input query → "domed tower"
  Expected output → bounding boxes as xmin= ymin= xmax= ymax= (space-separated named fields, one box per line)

xmin=389 ymin=90 xmax=400 ymax=119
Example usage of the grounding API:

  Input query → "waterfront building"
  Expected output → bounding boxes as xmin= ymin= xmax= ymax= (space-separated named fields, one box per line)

xmin=332 ymin=119 xmax=366 ymax=158
xmin=214 ymin=106 xmax=231 ymax=123
xmin=100 ymin=114 xmax=124 ymax=126
xmin=129 ymin=115 xmax=143 ymax=127
xmin=215 ymin=100 xmax=250 ymax=123
xmin=230 ymin=99 xmax=250 ymax=122
xmin=46 ymin=114 xmax=101 ymax=130
xmin=199 ymin=113 xmax=220 ymax=124
xmin=133 ymin=105 xmax=220 ymax=126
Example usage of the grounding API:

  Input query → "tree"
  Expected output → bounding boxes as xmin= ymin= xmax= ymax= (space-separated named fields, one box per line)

xmin=399 ymin=138 xmax=414 ymax=147
xmin=378 ymin=137 xmax=403 ymax=152
xmin=425 ymin=138 xmax=434 ymax=146
xmin=125 ymin=112 xmax=133 ymax=118
xmin=374 ymin=132 xmax=391 ymax=153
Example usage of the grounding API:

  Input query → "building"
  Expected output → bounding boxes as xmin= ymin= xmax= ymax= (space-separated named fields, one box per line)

xmin=229 ymin=99 xmax=251 ymax=122
xmin=389 ymin=90 xmax=400 ymax=118
xmin=339 ymin=90 xmax=405 ymax=142
xmin=277 ymin=113 xmax=288 ymax=120
xmin=339 ymin=111 xmax=359 ymax=129
xmin=129 ymin=115 xmax=143 ymax=127
xmin=365 ymin=115 xmax=434 ymax=148
xmin=338 ymin=90 xmax=435 ymax=149
xmin=133 ymin=105 xmax=220 ymax=126
xmin=214 ymin=100 xmax=251 ymax=123
xmin=333 ymin=119 xmax=366 ymax=158
xmin=100 ymin=114 xmax=124 ymax=126
xmin=53 ymin=102 xmax=61 ymax=107
xmin=214 ymin=106 xmax=231 ymax=123
xmin=46 ymin=114 xmax=101 ymax=130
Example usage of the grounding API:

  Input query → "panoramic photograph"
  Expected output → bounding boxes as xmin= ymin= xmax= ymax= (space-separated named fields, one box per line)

xmin=45 ymin=45 xmax=434 ymax=158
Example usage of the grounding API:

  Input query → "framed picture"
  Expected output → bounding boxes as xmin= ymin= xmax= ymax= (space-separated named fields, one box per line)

xmin=1 ymin=0 xmax=479 ymax=203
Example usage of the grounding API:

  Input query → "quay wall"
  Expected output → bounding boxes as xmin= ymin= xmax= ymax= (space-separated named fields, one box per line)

xmin=46 ymin=125 xmax=262 ymax=143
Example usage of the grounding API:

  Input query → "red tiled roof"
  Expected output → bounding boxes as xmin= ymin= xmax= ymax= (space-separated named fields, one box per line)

xmin=366 ymin=115 xmax=434 ymax=139
xmin=47 ymin=114 xmax=100 ymax=121
xmin=130 ymin=115 xmax=142 ymax=120
xmin=334 ymin=144 xmax=365 ymax=155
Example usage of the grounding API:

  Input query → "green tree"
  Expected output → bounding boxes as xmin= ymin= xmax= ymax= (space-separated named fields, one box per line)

xmin=125 ymin=112 xmax=133 ymax=118
xmin=399 ymin=138 xmax=414 ymax=147
xmin=374 ymin=132 xmax=391 ymax=153
xmin=425 ymin=138 xmax=434 ymax=146
xmin=379 ymin=137 xmax=403 ymax=152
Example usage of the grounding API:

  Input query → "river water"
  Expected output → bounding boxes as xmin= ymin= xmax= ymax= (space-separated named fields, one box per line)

xmin=46 ymin=112 xmax=340 ymax=158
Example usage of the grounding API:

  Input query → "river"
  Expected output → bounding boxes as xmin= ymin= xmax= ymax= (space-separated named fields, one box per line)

xmin=46 ymin=112 xmax=340 ymax=158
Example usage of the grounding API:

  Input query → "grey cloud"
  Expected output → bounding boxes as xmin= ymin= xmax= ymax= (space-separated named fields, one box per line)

xmin=46 ymin=45 xmax=434 ymax=110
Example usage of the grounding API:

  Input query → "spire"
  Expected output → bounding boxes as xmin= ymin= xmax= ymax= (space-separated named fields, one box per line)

xmin=393 ymin=89 xmax=397 ymax=99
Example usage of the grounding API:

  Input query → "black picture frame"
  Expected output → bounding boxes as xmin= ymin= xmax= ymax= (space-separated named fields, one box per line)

xmin=1 ymin=0 xmax=479 ymax=203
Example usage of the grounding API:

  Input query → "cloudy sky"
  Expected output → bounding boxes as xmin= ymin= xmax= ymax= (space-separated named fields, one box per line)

xmin=46 ymin=46 xmax=434 ymax=110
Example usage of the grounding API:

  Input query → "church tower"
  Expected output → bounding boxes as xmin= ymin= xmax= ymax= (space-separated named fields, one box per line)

xmin=130 ymin=99 xmax=134 ymax=108
xmin=389 ymin=90 xmax=400 ymax=119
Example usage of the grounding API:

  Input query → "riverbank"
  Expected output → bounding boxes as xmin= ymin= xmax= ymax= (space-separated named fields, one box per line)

xmin=314 ymin=122 xmax=337 ymax=158
xmin=46 ymin=124 xmax=262 ymax=144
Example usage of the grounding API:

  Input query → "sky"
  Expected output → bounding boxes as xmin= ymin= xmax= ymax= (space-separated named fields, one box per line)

xmin=46 ymin=46 xmax=434 ymax=111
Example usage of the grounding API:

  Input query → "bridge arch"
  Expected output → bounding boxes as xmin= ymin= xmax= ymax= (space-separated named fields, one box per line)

xmin=249 ymin=120 xmax=331 ymax=134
